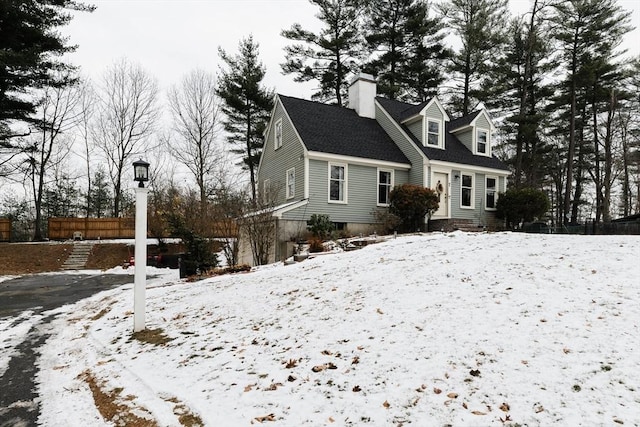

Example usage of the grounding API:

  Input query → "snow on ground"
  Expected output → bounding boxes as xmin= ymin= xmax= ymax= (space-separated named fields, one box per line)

xmin=5 ymin=232 xmax=640 ymax=426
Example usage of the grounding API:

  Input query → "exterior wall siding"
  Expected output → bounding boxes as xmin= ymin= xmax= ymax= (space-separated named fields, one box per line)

xmin=258 ymin=99 xmax=306 ymax=205
xmin=406 ymin=121 xmax=422 ymax=144
xmin=455 ymin=129 xmax=473 ymax=153
xmin=476 ymin=114 xmax=491 ymax=129
xmin=375 ymin=103 xmax=424 ymax=186
xmin=281 ymin=159 xmax=409 ymax=226
xmin=449 ymin=170 xmax=499 ymax=226
xmin=425 ymin=102 xmax=443 ymax=119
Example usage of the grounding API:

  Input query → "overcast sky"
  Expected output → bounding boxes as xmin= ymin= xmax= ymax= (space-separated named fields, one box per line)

xmin=63 ymin=0 xmax=640 ymax=102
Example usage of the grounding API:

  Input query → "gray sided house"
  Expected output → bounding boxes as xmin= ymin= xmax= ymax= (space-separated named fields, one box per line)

xmin=238 ymin=73 xmax=509 ymax=265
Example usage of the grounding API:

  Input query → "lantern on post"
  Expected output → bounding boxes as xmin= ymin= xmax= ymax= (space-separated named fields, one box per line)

xmin=132 ymin=158 xmax=150 ymax=332
xmin=133 ymin=158 xmax=150 ymax=188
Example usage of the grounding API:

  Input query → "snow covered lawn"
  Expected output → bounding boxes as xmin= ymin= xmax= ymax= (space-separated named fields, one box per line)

xmin=22 ymin=232 xmax=640 ymax=425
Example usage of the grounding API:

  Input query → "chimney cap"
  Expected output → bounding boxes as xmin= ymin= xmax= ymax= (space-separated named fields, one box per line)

xmin=349 ymin=72 xmax=376 ymax=86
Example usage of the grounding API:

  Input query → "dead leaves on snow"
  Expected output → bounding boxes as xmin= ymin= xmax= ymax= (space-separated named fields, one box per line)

xmin=252 ymin=413 xmax=276 ymax=423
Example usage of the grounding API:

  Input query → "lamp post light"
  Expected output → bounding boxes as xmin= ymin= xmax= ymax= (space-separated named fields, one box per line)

xmin=133 ymin=159 xmax=150 ymax=332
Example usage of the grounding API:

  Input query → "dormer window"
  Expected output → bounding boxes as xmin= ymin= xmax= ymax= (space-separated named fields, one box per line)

xmin=476 ymin=129 xmax=489 ymax=155
xmin=426 ymin=119 xmax=441 ymax=147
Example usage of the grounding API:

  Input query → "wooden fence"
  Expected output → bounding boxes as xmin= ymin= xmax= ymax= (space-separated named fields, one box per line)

xmin=48 ymin=217 xmax=136 ymax=240
xmin=0 ymin=219 xmax=10 ymax=241
xmin=47 ymin=217 xmax=237 ymax=240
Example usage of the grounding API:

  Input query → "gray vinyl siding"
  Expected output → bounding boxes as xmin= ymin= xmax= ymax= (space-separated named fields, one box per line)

xmin=449 ymin=171 xmax=500 ymax=225
xmin=476 ymin=114 xmax=491 ymax=130
xmin=425 ymin=102 xmax=443 ymax=120
xmin=375 ymin=103 xmax=424 ymax=186
xmin=281 ymin=159 xmax=408 ymax=224
xmin=406 ymin=121 xmax=422 ymax=144
xmin=455 ymin=129 xmax=473 ymax=153
xmin=258 ymin=99 xmax=306 ymax=205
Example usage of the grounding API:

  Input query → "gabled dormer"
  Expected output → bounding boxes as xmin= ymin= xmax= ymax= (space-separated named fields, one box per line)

xmin=400 ymin=98 xmax=450 ymax=150
xmin=448 ymin=109 xmax=495 ymax=157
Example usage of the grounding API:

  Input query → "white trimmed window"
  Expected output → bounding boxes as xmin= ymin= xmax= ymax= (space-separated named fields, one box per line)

xmin=485 ymin=176 xmax=497 ymax=210
xmin=286 ymin=168 xmax=295 ymax=199
xmin=476 ymin=129 xmax=489 ymax=155
xmin=329 ymin=163 xmax=347 ymax=203
xmin=274 ymin=119 xmax=283 ymax=149
xmin=426 ymin=119 xmax=441 ymax=147
xmin=262 ymin=178 xmax=271 ymax=204
xmin=461 ymin=173 xmax=474 ymax=208
xmin=377 ymin=169 xmax=393 ymax=206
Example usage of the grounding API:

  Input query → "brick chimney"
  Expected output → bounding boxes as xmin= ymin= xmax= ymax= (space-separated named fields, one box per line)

xmin=348 ymin=73 xmax=376 ymax=119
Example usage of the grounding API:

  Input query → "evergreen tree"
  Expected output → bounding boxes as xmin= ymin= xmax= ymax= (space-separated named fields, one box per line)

xmin=482 ymin=0 xmax=555 ymax=189
xmin=550 ymin=0 xmax=632 ymax=224
xmin=87 ymin=168 xmax=113 ymax=218
xmin=281 ymin=0 xmax=364 ymax=105
xmin=439 ymin=0 xmax=509 ymax=116
xmin=362 ymin=0 xmax=450 ymax=102
xmin=217 ymin=36 xmax=273 ymax=201
xmin=0 ymin=0 xmax=93 ymax=145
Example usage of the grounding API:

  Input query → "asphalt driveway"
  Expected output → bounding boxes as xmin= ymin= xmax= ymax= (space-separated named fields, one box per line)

xmin=0 ymin=273 xmax=134 ymax=426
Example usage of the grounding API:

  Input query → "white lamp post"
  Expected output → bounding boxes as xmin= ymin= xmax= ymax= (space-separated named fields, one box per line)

xmin=133 ymin=158 xmax=150 ymax=332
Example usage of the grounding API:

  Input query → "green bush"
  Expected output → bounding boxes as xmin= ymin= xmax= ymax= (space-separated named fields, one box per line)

xmin=389 ymin=184 xmax=439 ymax=233
xmin=307 ymin=214 xmax=334 ymax=239
xmin=496 ymin=188 xmax=550 ymax=227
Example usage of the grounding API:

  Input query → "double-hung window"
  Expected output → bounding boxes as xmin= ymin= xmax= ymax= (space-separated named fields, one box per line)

xmin=427 ymin=120 xmax=440 ymax=146
xmin=286 ymin=168 xmax=295 ymax=199
xmin=461 ymin=173 xmax=473 ymax=208
xmin=377 ymin=169 xmax=392 ymax=205
xmin=329 ymin=163 xmax=346 ymax=203
xmin=477 ymin=129 xmax=488 ymax=155
xmin=485 ymin=176 xmax=497 ymax=209
xmin=274 ymin=119 xmax=283 ymax=149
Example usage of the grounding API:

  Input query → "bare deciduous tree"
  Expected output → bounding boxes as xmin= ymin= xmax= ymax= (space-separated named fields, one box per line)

xmin=167 ymin=69 xmax=224 ymax=210
xmin=93 ymin=58 xmax=159 ymax=217
xmin=26 ymin=74 xmax=83 ymax=240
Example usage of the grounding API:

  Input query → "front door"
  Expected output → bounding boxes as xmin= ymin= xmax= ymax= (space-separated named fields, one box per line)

xmin=433 ymin=172 xmax=449 ymax=217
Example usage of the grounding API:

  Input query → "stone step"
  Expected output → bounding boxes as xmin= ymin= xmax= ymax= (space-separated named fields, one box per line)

xmin=61 ymin=242 xmax=94 ymax=270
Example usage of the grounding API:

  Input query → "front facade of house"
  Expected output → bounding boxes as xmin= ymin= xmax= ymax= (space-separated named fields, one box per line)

xmin=239 ymin=74 xmax=509 ymax=265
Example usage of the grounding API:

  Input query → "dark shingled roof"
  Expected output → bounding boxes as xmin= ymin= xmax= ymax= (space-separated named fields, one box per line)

xmin=376 ymin=97 xmax=509 ymax=171
xmin=279 ymin=95 xmax=409 ymax=165
xmin=448 ymin=110 xmax=481 ymax=130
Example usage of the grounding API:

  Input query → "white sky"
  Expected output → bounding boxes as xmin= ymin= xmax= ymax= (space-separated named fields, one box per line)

xmin=63 ymin=0 xmax=640 ymax=100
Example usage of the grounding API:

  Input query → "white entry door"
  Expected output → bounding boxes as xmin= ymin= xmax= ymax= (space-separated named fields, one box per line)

xmin=433 ymin=172 xmax=449 ymax=217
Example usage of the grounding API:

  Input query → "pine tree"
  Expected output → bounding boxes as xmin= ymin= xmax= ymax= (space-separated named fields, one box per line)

xmin=550 ymin=0 xmax=632 ymax=224
xmin=362 ymin=0 xmax=450 ymax=102
xmin=281 ymin=0 xmax=364 ymax=105
xmin=482 ymin=0 xmax=555 ymax=189
xmin=439 ymin=0 xmax=509 ymax=116
xmin=217 ymin=36 xmax=274 ymax=202
xmin=0 ymin=0 xmax=93 ymax=145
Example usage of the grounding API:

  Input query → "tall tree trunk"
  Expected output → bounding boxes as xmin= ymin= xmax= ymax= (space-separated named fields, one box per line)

xmin=563 ymin=32 xmax=579 ymax=225
xmin=602 ymin=89 xmax=616 ymax=222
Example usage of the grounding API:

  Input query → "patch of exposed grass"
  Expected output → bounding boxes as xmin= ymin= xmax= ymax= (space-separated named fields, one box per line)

xmin=79 ymin=370 xmax=157 ymax=426
xmin=131 ymin=328 xmax=174 ymax=346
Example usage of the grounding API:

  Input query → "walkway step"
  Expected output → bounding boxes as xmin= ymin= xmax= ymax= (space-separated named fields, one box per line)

xmin=61 ymin=243 xmax=94 ymax=270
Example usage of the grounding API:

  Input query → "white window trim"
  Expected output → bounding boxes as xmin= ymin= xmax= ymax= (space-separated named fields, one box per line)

xmin=377 ymin=168 xmax=394 ymax=207
xmin=475 ymin=128 xmax=490 ymax=156
xmin=485 ymin=175 xmax=498 ymax=210
xmin=425 ymin=118 xmax=443 ymax=148
xmin=274 ymin=118 xmax=283 ymax=150
xmin=263 ymin=178 xmax=271 ymax=204
xmin=460 ymin=172 xmax=475 ymax=209
xmin=286 ymin=168 xmax=295 ymax=199
xmin=328 ymin=162 xmax=348 ymax=204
